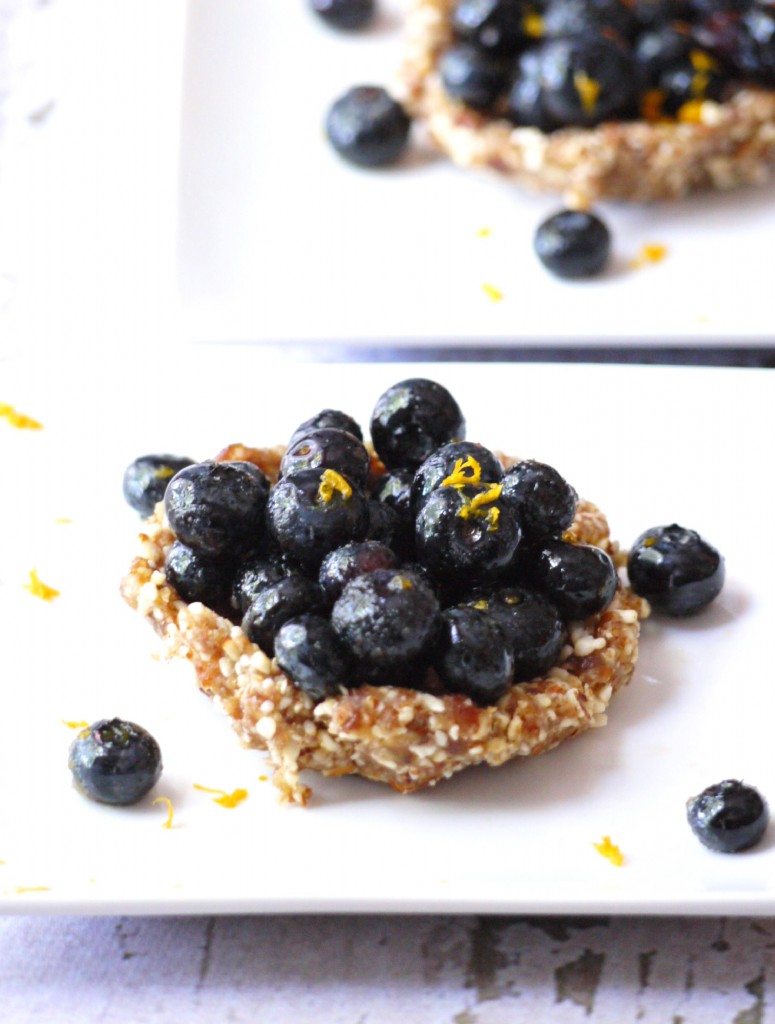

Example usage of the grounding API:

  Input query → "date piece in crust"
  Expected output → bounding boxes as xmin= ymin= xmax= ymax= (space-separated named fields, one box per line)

xmin=121 ymin=445 xmax=648 ymax=805
xmin=400 ymin=0 xmax=775 ymax=207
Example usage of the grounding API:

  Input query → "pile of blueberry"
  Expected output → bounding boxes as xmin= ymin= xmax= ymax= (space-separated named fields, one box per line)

xmin=124 ymin=377 xmax=724 ymax=708
xmin=438 ymin=0 xmax=775 ymax=131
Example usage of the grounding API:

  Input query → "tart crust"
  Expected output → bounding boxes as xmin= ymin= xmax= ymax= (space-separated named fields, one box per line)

xmin=400 ymin=0 xmax=775 ymax=206
xmin=121 ymin=445 xmax=648 ymax=805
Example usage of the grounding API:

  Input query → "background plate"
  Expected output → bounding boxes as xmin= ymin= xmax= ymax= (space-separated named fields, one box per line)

xmin=177 ymin=1 xmax=775 ymax=348
xmin=1 ymin=348 xmax=773 ymax=915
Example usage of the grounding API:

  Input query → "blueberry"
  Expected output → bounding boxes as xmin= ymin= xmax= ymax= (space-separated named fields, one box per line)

xmin=326 ymin=86 xmax=411 ymax=167
xmin=372 ymin=467 xmax=416 ymax=553
xmin=733 ymin=7 xmax=775 ymax=85
xmin=370 ymin=378 xmax=466 ymax=470
xmin=123 ymin=454 xmax=195 ymax=516
xmin=500 ymin=459 xmax=578 ymax=540
xmin=164 ymin=460 xmax=270 ymax=558
xmin=507 ymin=49 xmax=557 ymax=129
xmin=310 ymin=0 xmax=375 ymax=30
xmin=68 ymin=718 xmax=162 ymax=805
xmin=331 ymin=568 xmax=441 ymax=684
xmin=280 ymin=427 xmax=370 ymax=490
xmin=534 ymin=209 xmax=611 ymax=279
xmin=411 ymin=441 xmax=504 ymax=514
xmin=266 ymin=468 xmax=370 ymax=571
xmin=289 ymin=409 xmax=364 ymax=446
xmin=525 ymin=539 xmax=618 ymax=620
xmin=319 ymin=539 xmax=398 ymax=604
xmin=467 ymin=585 xmax=564 ymax=681
xmin=538 ymin=33 xmax=638 ymax=127
xmin=657 ymin=51 xmax=728 ymax=116
xmin=542 ymin=0 xmax=640 ymax=41
xmin=364 ymin=499 xmax=403 ymax=549
xmin=230 ymin=556 xmax=288 ymax=616
xmin=634 ymin=22 xmax=696 ymax=85
xmin=433 ymin=606 xmax=514 ymax=705
xmin=439 ymin=43 xmax=511 ymax=109
xmin=452 ymin=0 xmax=533 ymax=55
xmin=627 ymin=524 xmax=724 ymax=616
xmin=165 ymin=540 xmax=235 ymax=618
xmin=274 ymin=614 xmax=352 ymax=702
xmin=687 ymin=780 xmax=769 ymax=853
xmin=241 ymin=575 xmax=325 ymax=656
xmin=415 ymin=481 xmax=521 ymax=588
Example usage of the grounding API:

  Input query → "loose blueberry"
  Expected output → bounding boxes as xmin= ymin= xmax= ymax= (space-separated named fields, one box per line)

xmin=241 ymin=575 xmax=326 ymax=656
xmin=310 ymin=0 xmax=375 ymax=31
xmin=274 ymin=614 xmax=353 ymax=702
xmin=500 ymin=459 xmax=578 ymax=540
xmin=280 ymin=427 xmax=370 ymax=490
xmin=165 ymin=540 xmax=235 ymax=618
xmin=68 ymin=718 xmax=162 ymax=805
xmin=331 ymin=568 xmax=441 ymax=684
xmin=467 ymin=585 xmax=564 ymax=681
xmin=165 ymin=460 xmax=270 ymax=558
xmin=123 ymin=454 xmax=195 ymax=516
xmin=525 ymin=539 xmax=618 ymax=620
xmin=370 ymin=378 xmax=466 ymax=470
xmin=326 ymin=86 xmax=411 ymax=167
xmin=288 ymin=408 xmax=364 ymax=446
xmin=627 ymin=524 xmax=724 ymax=616
xmin=687 ymin=779 xmax=769 ymax=853
xmin=534 ymin=209 xmax=611 ymax=279
xmin=433 ymin=606 xmax=514 ymax=705
xmin=319 ymin=539 xmax=398 ymax=604
xmin=266 ymin=468 xmax=370 ymax=571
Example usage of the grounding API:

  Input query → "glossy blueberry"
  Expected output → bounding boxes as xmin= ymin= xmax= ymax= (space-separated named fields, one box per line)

xmin=500 ymin=459 xmax=578 ymax=540
xmin=372 ymin=468 xmax=415 ymax=553
xmin=542 ymin=0 xmax=640 ymax=41
xmin=241 ymin=575 xmax=325 ymax=656
xmin=370 ymin=378 xmax=466 ymax=470
xmin=266 ymin=468 xmax=370 ymax=571
xmin=634 ymin=22 xmax=695 ymax=85
xmin=122 ymin=454 xmax=195 ymax=516
xmin=657 ymin=52 xmax=727 ymax=115
xmin=230 ymin=556 xmax=288 ymax=616
xmin=451 ymin=0 xmax=533 ymax=55
xmin=325 ymin=86 xmax=411 ymax=167
xmin=165 ymin=541 xmax=235 ymax=618
xmin=415 ymin=483 xmax=521 ymax=588
xmin=534 ymin=209 xmax=611 ymax=279
xmin=331 ymin=568 xmax=441 ymax=684
xmin=319 ymin=539 xmax=398 ymax=604
xmin=734 ymin=7 xmax=775 ymax=85
xmin=467 ymin=585 xmax=564 ymax=681
xmin=687 ymin=780 xmax=769 ymax=853
xmin=507 ymin=49 xmax=557 ymax=129
xmin=627 ymin=524 xmax=724 ymax=616
xmin=280 ymin=427 xmax=370 ymax=490
xmin=411 ymin=441 xmax=504 ymax=514
xmin=288 ymin=408 xmax=364 ymax=446
xmin=433 ymin=606 xmax=514 ymax=705
xmin=164 ymin=460 xmax=270 ymax=558
xmin=439 ymin=43 xmax=511 ymax=109
xmin=526 ymin=539 xmax=618 ymax=620
xmin=310 ymin=0 xmax=375 ymax=31
xmin=538 ymin=33 xmax=638 ymax=127
xmin=274 ymin=614 xmax=353 ymax=702
xmin=364 ymin=499 xmax=403 ymax=549
xmin=68 ymin=718 xmax=162 ymax=805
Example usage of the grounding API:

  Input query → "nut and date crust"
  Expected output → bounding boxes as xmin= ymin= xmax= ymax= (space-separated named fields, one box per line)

xmin=121 ymin=444 xmax=648 ymax=805
xmin=399 ymin=0 xmax=775 ymax=206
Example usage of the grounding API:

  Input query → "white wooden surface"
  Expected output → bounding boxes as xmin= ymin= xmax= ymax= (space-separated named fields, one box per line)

xmin=0 ymin=4 xmax=773 ymax=1022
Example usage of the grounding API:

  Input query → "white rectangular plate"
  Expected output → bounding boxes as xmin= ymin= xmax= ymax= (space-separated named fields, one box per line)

xmin=1 ymin=349 xmax=774 ymax=916
xmin=177 ymin=1 xmax=775 ymax=347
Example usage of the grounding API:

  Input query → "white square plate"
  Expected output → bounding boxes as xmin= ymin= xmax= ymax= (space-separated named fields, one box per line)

xmin=177 ymin=1 xmax=775 ymax=347
xmin=1 ymin=348 xmax=773 ymax=915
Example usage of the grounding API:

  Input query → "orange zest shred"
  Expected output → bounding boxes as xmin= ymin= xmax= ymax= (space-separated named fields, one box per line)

xmin=193 ymin=784 xmax=248 ymax=809
xmin=153 ymin=796 xmax=175 ymax=829
xmin=573 ymin=70 xmax=601 ymax=115
xmin=629 ymin=243 xmax=668 ymax=269
xmin=14 ymin=886 xmax=51 ymax=894
xmin=318 ymin=469 xmax=352 ymax=504
xmin=593 ymin=835 xmax=624 ymax=867
xmin=476 ymin=226 xmax=492 ymax=238
xmin=457 ymin=482 xmax=503 ymax=532
xmin=54 ymin=517 xmax=73 ymax=525
xmin=62 ymin=719 xmax=90 ymax=730
xmin=442 ymin=456 xmax=482 ymax=488
xmin=24 ymin=569 xmax=60 ymax=601
xmin=0 ymin=403 xmax=43 ymax=430
xmin=481 ymin=282 xmax=503 ymax=303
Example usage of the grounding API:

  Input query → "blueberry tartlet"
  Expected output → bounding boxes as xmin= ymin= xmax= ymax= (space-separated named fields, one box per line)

xmin=121 ymin=379 xmax=648 ymax=804
xmin=401 ymin=0 xmax=775 ymax=204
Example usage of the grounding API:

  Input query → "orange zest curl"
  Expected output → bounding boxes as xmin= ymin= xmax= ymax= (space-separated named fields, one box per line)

xmin=318 ymin=469 xmax=352 ymax=504
xmin=442 ymin=456 xmax=482 ymax=488
xmin=0 ymin=403 xmax=42 ymax=430
xmin=153 ymin=796 xmax=175 ymax=829
xmin=593 ymin=835 xmax=624 ymax=867
xmin=24 ymin=569 xmax=60 ymax=601
xmin=193 ymin=784 xmax=248 ymax=809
